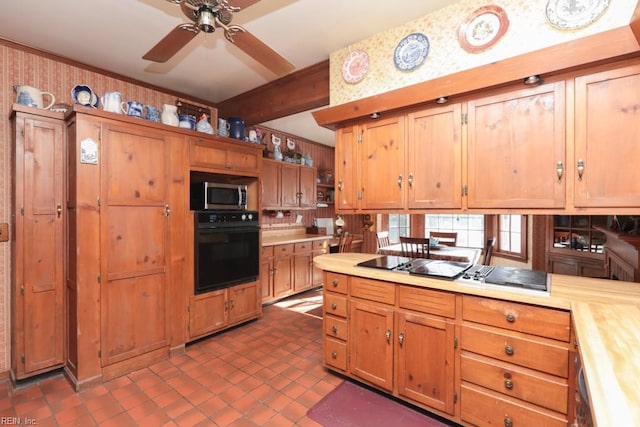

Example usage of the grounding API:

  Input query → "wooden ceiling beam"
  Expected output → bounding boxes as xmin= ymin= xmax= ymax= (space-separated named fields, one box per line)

xmin=216 ymin=60 xmax=329 ymax=126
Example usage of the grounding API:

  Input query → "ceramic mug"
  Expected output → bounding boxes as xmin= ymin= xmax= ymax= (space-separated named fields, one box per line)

xmin=121 ymin=101 xmax=144 ymax=118
xmin=228 ymin=116 xmax=245 ymax=140
xmin=218 ymin=118 xmax=230 ymax=137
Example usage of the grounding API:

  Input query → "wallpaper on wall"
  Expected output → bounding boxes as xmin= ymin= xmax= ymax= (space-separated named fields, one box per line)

xmin=329 ymin=0 xmax=635 ymax=106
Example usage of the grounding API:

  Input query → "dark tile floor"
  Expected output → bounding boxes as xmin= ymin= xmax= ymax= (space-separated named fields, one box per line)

xmin=0 ymin=289 xmax=338 ymax=426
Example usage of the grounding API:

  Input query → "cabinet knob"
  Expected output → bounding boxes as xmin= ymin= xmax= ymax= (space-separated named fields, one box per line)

xmin=577 ymin=159 xmax=585 ymax=181
xmin=506 ymin=313 xmax=516 ymax=323
xmin=505 ymin=345 xmax=515 ymax=356
xmin=385 ymin=329 xmax=392 ymax=343
xmin=332 ymin=325 xmax=338 ymax=335
xmin=56 ymin=203 xmax=62 ymax=218
xmin=556 ymin=161 xmax=564 ymax=183
xmin=504 ymin=379 xmax=514 ymax=389
xmin=504 ymin=416 xmax=513 ymax=427
xmin=331 ymin=302 xmax=337 ymax=310
xmin=398 ymin=332 xmax=404 ymax=347
xmin=332 ymin=279 xmax=339 ymax=287
xmin=331 ymin=351 xmax=337 ymax=359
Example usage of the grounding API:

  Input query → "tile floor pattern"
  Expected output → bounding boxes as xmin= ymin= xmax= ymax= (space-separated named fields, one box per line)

xmin=0 ymin=290 xmax=340 ymax=426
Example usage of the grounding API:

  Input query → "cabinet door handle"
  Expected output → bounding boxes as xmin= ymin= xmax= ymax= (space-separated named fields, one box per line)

xmin=505 ymin=345 xmax=515 ymax=356
xmin=408 ymin=173 xmax=414 ymax=188
xmin=164 ymin=204 xmax=171 ymax=217
xmin=57 ymin=203 xmax=62 ymax=218
xmin=577 ymin=159 xmax=585 ymax=181
xmin=506 ymin=313 xmax=516 ymax=323
xmin=556 ymin=161 xmax=564 ymax=183
xmin=397 ymin=175 xmax=403 ymax=188
xmin=337 ymin=179 xmax=343 ymax=191
xmin=385 ymin=329 xmax=392 ymax=343
xmin=398 ymin=332 xmax=404 ymax=347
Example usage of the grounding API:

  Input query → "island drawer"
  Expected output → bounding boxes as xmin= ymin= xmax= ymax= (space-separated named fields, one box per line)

xmin=461 ymin=353 xmax=568 ymax=414
xmin=350 ymin=277 xmax=395 ymax=305
xmin=325 ymin=272 xmax=348 ymax=294
xmin=461 ymin=324 xmax=569 ymax=377
xmin=461 ymin=384 xmax=567 ymax=427
xmin=324 ymin=337 xmax=347 ymax=372
xmin=324 ymin=294 xmax=347 ymax=318
xmin=273 ymin=244 xmax=294 ymax=257
xmin=398 ymin=286 xmax=455 ymax=318
xmin=324 ymin=316 xmax=348 ymax=341
xmin=462 ymin=295 xmax=571 ymax=342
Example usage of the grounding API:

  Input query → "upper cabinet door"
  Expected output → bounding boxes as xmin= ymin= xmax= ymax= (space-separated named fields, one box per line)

xmin=407 ymin=104 xmax=463 ymax=209
xmin=335 ymin=125 xmax=360 ymax=212
xmin=467 ymin=82 xmax=566 ymax=209
xmin=574 ymin=63 xmax=640 ymax=208
xmin=361 ymin=116 xmax=406 ymax=210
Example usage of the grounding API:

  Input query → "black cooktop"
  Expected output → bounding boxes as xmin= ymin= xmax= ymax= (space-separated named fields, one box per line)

xmin=357 ymin=256 xmax=471 ymax=280
xmin=356 ymin=255 xmax=412 ymax=270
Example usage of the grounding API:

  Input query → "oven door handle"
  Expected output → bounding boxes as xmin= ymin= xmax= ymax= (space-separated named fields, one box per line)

xmin=197 ymin=226 xmax=259 ymax=233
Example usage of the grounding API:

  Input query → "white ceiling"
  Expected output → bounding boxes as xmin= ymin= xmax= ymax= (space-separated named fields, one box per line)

xmin=0 ymin=0 xmax=457 ymax=145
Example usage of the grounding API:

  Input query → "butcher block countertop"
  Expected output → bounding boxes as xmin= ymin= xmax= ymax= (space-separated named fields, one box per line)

xmin=315 ymin=252 xmax=640 ymax=427
xmin=262 ymin=233 xmax=363 ymax=248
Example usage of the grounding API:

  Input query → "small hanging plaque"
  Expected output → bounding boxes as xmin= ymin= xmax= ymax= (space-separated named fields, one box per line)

xmin=80 ymin=138 xmax=98 ymax=164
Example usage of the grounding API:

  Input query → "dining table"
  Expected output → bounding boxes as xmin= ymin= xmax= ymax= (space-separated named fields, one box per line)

xmin=378 ymin=243 xmax=482 ymax=264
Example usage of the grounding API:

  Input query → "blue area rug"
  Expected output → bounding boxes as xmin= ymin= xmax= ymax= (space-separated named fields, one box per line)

xmin=307 ymin=380 xmax=455 ymax=426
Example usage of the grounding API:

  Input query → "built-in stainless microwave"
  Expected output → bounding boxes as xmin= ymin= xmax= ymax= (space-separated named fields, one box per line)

xmin=190 ymin=182 xmax=247 ymax=210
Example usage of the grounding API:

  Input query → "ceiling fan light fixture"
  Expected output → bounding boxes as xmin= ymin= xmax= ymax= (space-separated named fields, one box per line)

xmin=197 ymin=7 xmax=216 ymax=33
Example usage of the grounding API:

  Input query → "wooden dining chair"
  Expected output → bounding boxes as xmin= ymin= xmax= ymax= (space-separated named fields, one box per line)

xmin=376 ymin=231 xmax=391 ymax=253
xmin=482 ymin=237 xmax=497 ymax=265
xmin=400 ymin=237 xmax=430 ymax=259
xmin=429 ymin=231 xmax=458 ymax=246
xmin=338 ymin=232 xmax=353 ymax=253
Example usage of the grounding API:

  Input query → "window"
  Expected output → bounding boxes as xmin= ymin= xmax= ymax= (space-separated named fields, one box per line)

xmin=495 ymin=214 xmax=527 ymax=260
xmin=425 ymin=214 xmax=485 ymax=248
xmin=388 ymin=214 xmax=410 ymax=243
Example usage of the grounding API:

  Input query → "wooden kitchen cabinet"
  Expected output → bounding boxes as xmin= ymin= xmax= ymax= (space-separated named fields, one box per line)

xmin=260 ymin=246 xmax=275 ymax=302
xmin=189 ymin=281 xmax=260 ymax=340
xmin=272 ymin=244 xmax=294 ymax=299
xmin=10 ymin=105 xmax=66 ymax=381
xmin=66 ymin=107 xmax=190 ymax=387
xmin=262 ymin=159 xmax=317 ymax=209
xmin=189 ymin=136 xmax=262 ymax=177
xmin=293 ymin=239 xmax=329 ymax=293
xmin=333 ymin=125 xmax=360 ymax=212
xmin=467 ymin=81 xmax=566 ymax=209
xmin=573 ymin=62 xmax=640 ymax=208
xmin=323 ymin=272 xmax=349 ymax=372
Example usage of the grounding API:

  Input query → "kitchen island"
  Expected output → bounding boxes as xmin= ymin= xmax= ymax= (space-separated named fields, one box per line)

xmin=315 ymin=252 xmax=640 ymax=427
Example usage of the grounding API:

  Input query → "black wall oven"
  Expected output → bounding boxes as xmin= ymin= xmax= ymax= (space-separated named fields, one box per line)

xmin=194 ymin=210 xmax=259 ymax=295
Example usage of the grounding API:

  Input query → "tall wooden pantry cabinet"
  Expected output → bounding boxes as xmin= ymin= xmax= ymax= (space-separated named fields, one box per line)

xmin=10 ymin=105 xmax=66 ymax=381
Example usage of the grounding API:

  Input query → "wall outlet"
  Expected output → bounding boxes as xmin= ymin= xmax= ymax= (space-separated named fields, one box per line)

xmin=0 ymin=223 xmax=8 ymax=242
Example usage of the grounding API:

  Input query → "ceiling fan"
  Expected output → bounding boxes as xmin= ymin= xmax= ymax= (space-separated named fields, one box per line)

xmin=143 ymin=0 xmax=295 ymax=76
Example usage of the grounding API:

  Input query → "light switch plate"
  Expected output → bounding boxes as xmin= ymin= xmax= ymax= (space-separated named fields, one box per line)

xmin=0 ymin=223 xmax=8 ymax=242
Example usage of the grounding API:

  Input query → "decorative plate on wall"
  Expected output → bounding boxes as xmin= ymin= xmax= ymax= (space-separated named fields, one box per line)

xmin=458 ymin=5 xmax=509 ymax=53
xmin=545 ymin=0 xmax=610 ymax=30
xmin=393 ymin=33 xmax=430 ymax=71
xmin=341 ymin=49 xmax=370 ymax=84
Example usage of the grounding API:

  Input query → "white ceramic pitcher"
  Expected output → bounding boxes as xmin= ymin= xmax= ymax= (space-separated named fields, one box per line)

xmin=161 ymin=104 xmax=179 ymax=126
xmin=14 ymin=85 xmax=55 ymax=110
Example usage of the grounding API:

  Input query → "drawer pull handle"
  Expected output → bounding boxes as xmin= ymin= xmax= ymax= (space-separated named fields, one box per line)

xmin=506 ymin=313 xmax=516 ymax=323
xmin=332 ymin=325 xmax=338 ymax=334
xmin=331 ymin=351 xmax=337 ymax=359
xmin=331 ymin=303 xmax=337 ymax=310
xmin=504 ymin=379 xmax=513 ymax=389
xmin=504 ymin=416 xmax=513 ymax=427
xmin=332 ymin=279 xmax=339 ymax=287
xmin=505 ymin=345 xmax=515 ymax=356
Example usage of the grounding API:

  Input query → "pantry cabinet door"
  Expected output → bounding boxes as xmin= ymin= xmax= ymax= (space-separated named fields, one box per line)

xmin=467 ymin=82 xmax=566 ymax=209
xmin=574 ymin=64 xmax=640 ymax=207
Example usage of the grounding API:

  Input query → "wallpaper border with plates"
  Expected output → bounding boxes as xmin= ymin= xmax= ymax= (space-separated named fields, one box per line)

xmin=331 ymin=0 xmax=630 ymax=106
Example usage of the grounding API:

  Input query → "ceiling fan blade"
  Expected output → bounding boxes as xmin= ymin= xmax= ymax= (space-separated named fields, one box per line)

xmin=228 ymin=0 xmax=262 ymax=10
xmin=143 ymin=23 xmax=200 ymax=63
xmin=231 ymin=30 xmax=295 ymax=76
